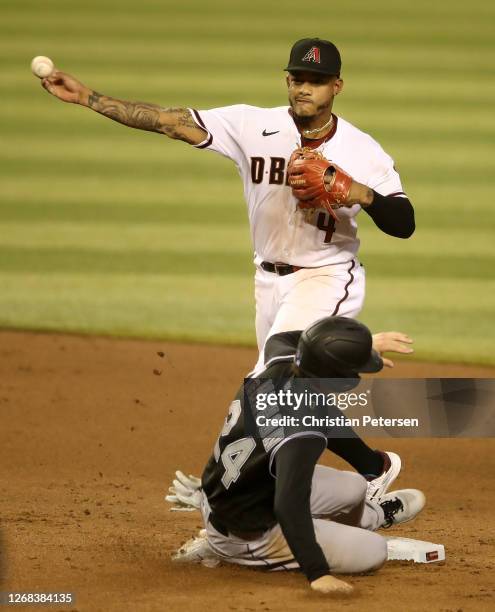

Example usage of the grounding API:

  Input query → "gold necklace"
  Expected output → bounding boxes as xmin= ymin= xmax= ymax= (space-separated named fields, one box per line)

xmin=302 ymin=115 xmax=333 ymax=137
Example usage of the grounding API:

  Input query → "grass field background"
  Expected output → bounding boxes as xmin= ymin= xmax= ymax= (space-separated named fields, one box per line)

xmin=1 ymin=0 xmax=494 ymax=364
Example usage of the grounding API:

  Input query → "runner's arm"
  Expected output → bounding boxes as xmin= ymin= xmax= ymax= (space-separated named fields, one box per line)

xmin=273 ymin=436 xmax=329 ymax=582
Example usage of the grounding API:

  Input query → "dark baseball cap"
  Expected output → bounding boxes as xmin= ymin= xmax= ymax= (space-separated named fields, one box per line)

xmin=285 ymin=38 xmax=341 ymax=76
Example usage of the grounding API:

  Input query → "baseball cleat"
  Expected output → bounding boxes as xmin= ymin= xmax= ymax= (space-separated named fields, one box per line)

xmin=366 ymin=451 xmax=401 ymax=501
xmin=172 ymin=529 xmax=220 ymax=567
xmin=379 ymin=489 xmax=426 ymax=528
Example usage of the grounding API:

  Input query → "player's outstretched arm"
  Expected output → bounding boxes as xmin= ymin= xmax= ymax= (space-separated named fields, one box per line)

xmin=41 ymin=71 xmax=207 ymax=145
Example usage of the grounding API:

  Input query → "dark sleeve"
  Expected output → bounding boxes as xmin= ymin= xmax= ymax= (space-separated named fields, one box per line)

xmin=363 ymin=191 xmax=415 ymax=238
xmin=273 ymin=436 xmax=329 ymax=582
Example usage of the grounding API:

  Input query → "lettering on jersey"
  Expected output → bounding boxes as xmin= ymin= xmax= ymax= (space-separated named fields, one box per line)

xmin=250 ymin=157 xmax=290 ymax=186
xmin=250 ymin=157 xmax=265 ymax=184
xmin=269 ymin=157 xmax=286 ymax=185
xmin=316 ymin=212 xmax=336 ymax=243
xmin=302 ymin=46 xmax=321 ymax=64
xmin=220 ymin=437 xmax=256 ymax=489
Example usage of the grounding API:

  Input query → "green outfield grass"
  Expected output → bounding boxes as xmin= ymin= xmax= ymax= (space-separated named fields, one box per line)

xmin=1 ymin=0 xmax=494 ymax=364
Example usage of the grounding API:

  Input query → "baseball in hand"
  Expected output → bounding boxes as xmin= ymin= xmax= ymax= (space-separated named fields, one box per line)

xmin=31 ymin=56 xmax=54 ymax=79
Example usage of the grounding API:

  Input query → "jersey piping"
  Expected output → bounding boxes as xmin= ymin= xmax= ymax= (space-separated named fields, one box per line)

xmin=331 ymin=258 xmax=356 ymax=316
xmin=190 ymin=109 xmax=213 ymax=149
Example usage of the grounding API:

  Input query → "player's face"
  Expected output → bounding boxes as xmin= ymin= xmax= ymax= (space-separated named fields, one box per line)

xmin=287 ymin=72 xmax=343 ymax=119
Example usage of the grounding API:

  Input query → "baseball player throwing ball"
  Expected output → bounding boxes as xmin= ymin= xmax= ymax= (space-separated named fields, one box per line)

xmin=169 ymin=317 xmax=425 ymax=595
xmin=40 ymin=37 xmax=415 ymax=376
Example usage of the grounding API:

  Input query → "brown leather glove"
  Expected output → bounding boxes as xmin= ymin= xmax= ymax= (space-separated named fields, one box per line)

xmin=287 ymin=147 xmax=353 ymax=219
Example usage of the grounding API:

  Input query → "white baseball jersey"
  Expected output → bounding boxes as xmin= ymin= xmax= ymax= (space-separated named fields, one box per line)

xmin=190 ymin=105 xmax=405 ymax=268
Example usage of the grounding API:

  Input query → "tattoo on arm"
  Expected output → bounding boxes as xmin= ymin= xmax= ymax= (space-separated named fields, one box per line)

xmin=87 ymin=90 xmax=163 ymax=132
xmin=161 ymin=107 xmax=202 ymax=141
xmin=87 ymin=92 xmax=201 ymax=143
xmin=176 ymin=109 xmax=198 ymax=130
xmin=362 ymin=188 xmax=375 ymax=207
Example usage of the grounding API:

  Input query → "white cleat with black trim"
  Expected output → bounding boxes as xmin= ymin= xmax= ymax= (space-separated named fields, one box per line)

xmin=379 ymin=489 xmax=426 ymax=528
xmin=366 ymin=451 xmax=402 ymax=501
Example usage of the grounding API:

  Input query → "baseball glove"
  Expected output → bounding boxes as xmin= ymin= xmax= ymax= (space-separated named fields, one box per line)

xmin=287 ymin=147 xmax=353 ymax=219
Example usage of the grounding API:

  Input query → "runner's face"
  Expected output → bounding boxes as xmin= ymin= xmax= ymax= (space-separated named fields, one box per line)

xmin=287 ymin=72 xmax=342 ymax=118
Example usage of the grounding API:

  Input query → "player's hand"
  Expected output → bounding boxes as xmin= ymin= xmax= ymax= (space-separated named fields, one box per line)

xmin=165 ymin=470 xmax=202 ymax=511
xmin=310 ymin=574 xmax=353 ymax=595
xmin=41 ymin=71 xmax=90 ymax=105
xmin=372 ymin=331 xmax=413 ymax=368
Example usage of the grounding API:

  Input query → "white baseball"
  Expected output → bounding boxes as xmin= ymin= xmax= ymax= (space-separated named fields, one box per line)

xmin=31 ymin=56 xmax=54 ymax=79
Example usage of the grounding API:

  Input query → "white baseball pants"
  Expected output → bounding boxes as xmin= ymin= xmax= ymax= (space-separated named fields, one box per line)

xmin=251 ymin=259 xmax=366 ymax=376
xmin=201 ymin=465 xmax=387 ymax=574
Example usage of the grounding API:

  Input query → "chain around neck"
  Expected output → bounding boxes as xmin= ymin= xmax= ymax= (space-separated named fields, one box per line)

xmin=302 ymin=115 xmax=334 ymax=137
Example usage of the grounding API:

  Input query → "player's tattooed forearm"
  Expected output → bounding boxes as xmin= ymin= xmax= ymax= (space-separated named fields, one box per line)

xmin=86 ymin=95 xmax=199 ymax=141
xmin=87 ymin=90 xmax=163 ymax=132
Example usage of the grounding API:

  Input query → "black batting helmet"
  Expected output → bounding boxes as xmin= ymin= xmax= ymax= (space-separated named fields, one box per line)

xmin=294 ymin=316 xmax=383 ymax=378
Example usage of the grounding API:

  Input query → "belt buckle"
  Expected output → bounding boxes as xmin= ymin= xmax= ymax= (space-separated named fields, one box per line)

xmin=274 ymin=261 xmax=289 ymax=275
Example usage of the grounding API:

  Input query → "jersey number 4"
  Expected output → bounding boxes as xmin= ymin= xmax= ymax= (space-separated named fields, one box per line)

xmin=220 ymin=438 xmax=256 ymax=489
xmin=316 ymin=212 xmax=336 ymax=243
xmin=214 ymin=400 xmax=256 ymax=489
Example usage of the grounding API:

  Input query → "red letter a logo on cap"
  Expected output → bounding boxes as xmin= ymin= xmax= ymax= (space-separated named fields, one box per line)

xmin=302 ymin=46 xmax=320 ymax=63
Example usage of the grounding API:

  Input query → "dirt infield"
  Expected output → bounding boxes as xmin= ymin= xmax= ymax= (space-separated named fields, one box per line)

xmin=1 ymin=331 xmax=494 ymax=612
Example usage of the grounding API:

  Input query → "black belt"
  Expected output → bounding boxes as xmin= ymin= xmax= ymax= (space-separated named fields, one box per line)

xmin=209 ymin=513 xmax=268 ymax=541
xmin=260 ymin=261 xmax=304 ymax=276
